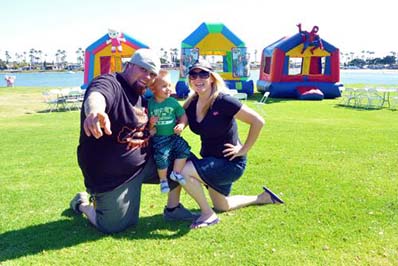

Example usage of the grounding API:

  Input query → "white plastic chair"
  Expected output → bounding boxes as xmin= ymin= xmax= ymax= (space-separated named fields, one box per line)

xmin=356 ymin=88 xmax=384 ymax=109
xmin=65 ymin=88 xmax=84 ymax=110
xmin=389 ymin=90 xmax=398 ymax=110
xmin=254 ymin=91 xmax=270 ymax=116
xmin=258 ymin=91 xmax=270 ymax=104
xmin=43 ymin=89 xmax=63 ymax=112
xmin=339 ymin=88 xmax=357 ymax=107
xmin=229 ymin=89 xmax=238 ymax=95
xmin=229 ymin=89 xmax=247 ymax=101
xmin=233 ymin=92 xmax=248 ymax=101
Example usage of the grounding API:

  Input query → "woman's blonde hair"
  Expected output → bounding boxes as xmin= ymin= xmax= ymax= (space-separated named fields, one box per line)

xmin=183 ymin=70 xmax=229 ymax=117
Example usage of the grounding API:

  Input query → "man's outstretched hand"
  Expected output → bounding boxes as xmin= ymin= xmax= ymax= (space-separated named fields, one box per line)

xmin=83 ymin=112 xmax=112 ymax=139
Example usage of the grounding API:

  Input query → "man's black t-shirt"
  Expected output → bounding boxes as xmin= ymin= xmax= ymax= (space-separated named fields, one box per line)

xmin=77 ymin=73 xmax=151 ymax=193
xmin=185 ymin=93 xmax=242 ymax=158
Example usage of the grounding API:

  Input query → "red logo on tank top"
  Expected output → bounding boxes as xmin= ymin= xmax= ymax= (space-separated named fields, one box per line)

xmin=212 ymin=111 xmax=219 ymax=116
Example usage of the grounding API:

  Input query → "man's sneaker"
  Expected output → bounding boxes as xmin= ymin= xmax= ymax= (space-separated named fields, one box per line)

xmin=170 ymin=171 xmax=186 ymax=185
xmin=160 ymin=180 xmax=170 ymax=193
xmin=163 ymin=203 xmax=199 ymax=222
xmin=70 ymin=192 xmax=89 ymax=214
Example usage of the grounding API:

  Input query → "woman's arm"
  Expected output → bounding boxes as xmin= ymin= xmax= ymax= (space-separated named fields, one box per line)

xmin=224 ymin=105 xmax=265 ymax=160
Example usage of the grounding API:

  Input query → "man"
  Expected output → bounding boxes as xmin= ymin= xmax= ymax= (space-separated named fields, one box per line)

xmin=70 ymin=48 xmax=196 ymax=234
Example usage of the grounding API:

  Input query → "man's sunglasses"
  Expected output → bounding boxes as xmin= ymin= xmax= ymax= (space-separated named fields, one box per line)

xmin=188 ymin=70 xmax=210 ymax=80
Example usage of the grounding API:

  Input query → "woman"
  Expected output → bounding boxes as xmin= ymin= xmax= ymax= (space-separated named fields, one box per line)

xmin=181 ymin=59 xmax=284 ymax=229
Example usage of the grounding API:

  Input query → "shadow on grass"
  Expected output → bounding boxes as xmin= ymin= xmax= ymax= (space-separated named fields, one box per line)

xmin=0 ymin=209 xmax=190 ymax=263
xmin=36 ymin=108 xmax=81 ymax=114
xmin=333 ymin=104 xmax=385 ymax=111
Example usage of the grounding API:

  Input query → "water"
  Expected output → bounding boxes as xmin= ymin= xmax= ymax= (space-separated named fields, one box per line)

xmin=1 ymin=72 xmax=84 ymax=88
xmin=1 ymin=69 xmax=398 ymax=88
xmin=338 ymin=70 xmax=398 ymax=85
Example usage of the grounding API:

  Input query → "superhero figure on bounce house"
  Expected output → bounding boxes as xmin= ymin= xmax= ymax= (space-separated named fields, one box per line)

xmin=297 ymin=23 xmax=324 ymax=54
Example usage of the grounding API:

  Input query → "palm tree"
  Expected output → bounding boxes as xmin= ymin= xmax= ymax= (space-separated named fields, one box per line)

xmin=23 ymin=51 xmax=27 ymax=64
xmin=60 ymin=50 xmax=67 ymax=69
xmin=163 ymin=50 xmax=168 ymax=63
xmin=361 ymin=50 xmax=366 ymax=61
xmin=5 ymin=51 xmax=11 ymax=63
xmin=390 ymin=51 xmax=397 ymax=64
xmin=55 ymin=49 xmax=67 ymax=69
xmin=37 ymin=50 xmax=43 ymax=69
xmin=55 ymin=49 xmax=63 ymax=69
xmin=76 ymin=47 xmax=84 ymax=65
xmin=344 ymin=52 xmax=350 ymax=65
xmin=29 ymin=48 xmax=37 ymax=69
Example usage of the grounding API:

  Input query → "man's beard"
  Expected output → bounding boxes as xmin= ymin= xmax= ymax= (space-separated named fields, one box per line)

xmin=131 ymin=81 xmax=146 ymax=95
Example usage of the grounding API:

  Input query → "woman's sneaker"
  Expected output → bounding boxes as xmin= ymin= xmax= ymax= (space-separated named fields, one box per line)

xmin=170 ymin=171 xmax=186 ymax=185
xmin=160 ymin=180 xmax=170 ymax=193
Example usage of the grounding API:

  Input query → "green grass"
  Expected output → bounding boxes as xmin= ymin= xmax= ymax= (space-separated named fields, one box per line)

xmin=0 ymin=87 xmax=397 ymax=265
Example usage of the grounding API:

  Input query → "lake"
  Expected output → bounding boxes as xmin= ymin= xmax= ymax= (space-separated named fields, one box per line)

xmin=1 ymin=69 xmax=398 ymax=88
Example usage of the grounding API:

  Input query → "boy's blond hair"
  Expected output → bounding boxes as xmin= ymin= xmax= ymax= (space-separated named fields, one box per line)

xmin=148 ymin=69 xmax=171 ymax=90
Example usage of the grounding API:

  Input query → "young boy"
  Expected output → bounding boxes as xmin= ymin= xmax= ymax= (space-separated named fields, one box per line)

xmin=148 ymin=70 xmax=191 ymax=193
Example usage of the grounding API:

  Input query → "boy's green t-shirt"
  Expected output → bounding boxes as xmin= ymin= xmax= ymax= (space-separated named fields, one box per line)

xmin=148 ymin=97 xmax=185 ymax=136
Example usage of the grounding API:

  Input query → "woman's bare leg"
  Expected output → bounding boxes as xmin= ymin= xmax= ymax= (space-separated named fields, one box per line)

xmin=181 ymin=161 xmax=217 ymax=222
xmin=209 ymin=187 xmax=278 ymax=212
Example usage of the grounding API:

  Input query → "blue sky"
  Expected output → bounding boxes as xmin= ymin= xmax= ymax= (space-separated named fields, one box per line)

xmin=1 ymin=0 xmax=396 ymax=62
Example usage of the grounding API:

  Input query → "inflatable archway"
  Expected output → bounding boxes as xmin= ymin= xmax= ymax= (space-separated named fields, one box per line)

xmin=82 ymin=30 xmax=149 ymax=89
xmin=257 ymin=24 xmax=342 ymax=99
xmin=176 ymin=22 xmax=254 ymax=98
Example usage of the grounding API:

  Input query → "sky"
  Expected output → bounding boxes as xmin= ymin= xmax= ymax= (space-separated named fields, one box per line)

xmin=1 ymin=0 xmax=397 ymax=63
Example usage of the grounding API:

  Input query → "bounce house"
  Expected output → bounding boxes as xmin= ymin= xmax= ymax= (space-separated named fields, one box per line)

xmin=82 ymin=29 xmax=149 ymax=89
xmin=176 ymin=22 xmax=254 ymax=98
xmin=257 ymin=24 xmax=342 ymax=100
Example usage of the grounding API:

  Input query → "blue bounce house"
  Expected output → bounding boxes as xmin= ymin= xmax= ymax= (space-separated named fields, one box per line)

xmin=176 ymin=22 xmax=254 ymax=98
xmin=257 ymin=24 xmax=342 ymax=100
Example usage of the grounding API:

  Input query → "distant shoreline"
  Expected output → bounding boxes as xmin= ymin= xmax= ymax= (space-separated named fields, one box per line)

xmin=2 ymin=68 xmax=398 ymax=75
xmin=340 ymin=69 xmax=398 ymax=74
xmin=0 ymin=70 xmax=84 ymax=74
xmin=2 ymin=69 xmax=398 ymax=88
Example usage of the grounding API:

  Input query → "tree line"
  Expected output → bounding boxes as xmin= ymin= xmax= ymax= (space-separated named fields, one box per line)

xmin=1 ymin=48 xmax=397 ymax=71
xmin=0 ymin=48 xmax=84 ymax=71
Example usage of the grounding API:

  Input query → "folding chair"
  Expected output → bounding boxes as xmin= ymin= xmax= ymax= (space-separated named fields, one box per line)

xmin=356 ymin=88 xmax=384 ymax=109
xmin=254 ymin=91 xmax=270 ymax=116
xmin=258 ymin=91 xmax=270 ymax=104
xmin=229 ymin=89 xmax=248 ymax=101
xmin=339 ymin=88 xmax=357 ymax=107
xmin=390 ymin=93 xmax=398 ymax=110
xmin=233 ymin=92 xmax=248 ymax=101
xmin=43 ymin=89 xmax=63 ymax=112
xmin=65 ymin=88 xmax=84 ymax=110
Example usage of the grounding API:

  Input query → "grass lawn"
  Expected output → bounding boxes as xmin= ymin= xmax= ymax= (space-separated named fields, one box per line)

xmin=0 ymin=87 xmax=397 ymax=265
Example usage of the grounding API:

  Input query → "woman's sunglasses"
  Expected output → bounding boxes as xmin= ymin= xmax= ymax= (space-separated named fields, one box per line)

xmin=188 ymin=70 xmax=210 ymax=80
